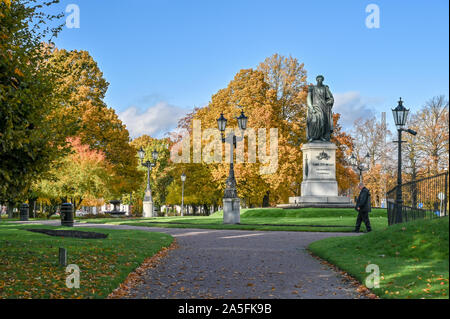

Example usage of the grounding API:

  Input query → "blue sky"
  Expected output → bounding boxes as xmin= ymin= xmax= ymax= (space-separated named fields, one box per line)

xmin=48 ymin=0 xmax=449 ymax=138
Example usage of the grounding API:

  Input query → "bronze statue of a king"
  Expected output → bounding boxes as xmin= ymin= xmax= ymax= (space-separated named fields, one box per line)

xmin=306 ymin=75 xmax=334 ymax=142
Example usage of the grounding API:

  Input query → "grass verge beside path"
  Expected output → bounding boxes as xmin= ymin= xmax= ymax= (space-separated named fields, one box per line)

xmin=0 ymin=223 xmax=173 ymax=298
xmin=77 ymin=208 xmax=387 ymax=232
xmin=309 ymin=217 xmax=449 ymax=299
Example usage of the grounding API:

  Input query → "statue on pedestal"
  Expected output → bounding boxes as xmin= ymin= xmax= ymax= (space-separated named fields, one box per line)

xmin=278 ymin=74 xmax=354 ymax=209
xmin=306 ymin=75 xmax=334 ymax=142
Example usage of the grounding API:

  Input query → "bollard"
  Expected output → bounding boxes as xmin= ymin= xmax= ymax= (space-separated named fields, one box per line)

xmin=59 ymin=248 xmax=67 ymax=266
xmin=60 ymin=203 xmax=74 ymax=227
xmin=20 ymin=203 xmax=29 ymax=221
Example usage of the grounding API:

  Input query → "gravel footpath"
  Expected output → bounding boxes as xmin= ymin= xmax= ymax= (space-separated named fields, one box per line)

xmin=12 ymin=220 xmax=363 ymax=299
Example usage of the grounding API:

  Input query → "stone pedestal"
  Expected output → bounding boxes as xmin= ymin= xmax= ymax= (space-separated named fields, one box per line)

xmin=143 ymin=189 xmax=155 ymax=218
xmin=143 ymin=201 xmax=154 ymax=218
xmin=223 ymin=197 xmax=240 ymax=224
xmin=301 ymin=142 xmax=338 ymax=196
xmin=281 ymin=141 xmax=353 ymax=208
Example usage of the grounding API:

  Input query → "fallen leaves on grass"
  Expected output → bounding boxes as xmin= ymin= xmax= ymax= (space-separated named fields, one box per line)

xmin=356 ymin=285 xmax=369 ymax=294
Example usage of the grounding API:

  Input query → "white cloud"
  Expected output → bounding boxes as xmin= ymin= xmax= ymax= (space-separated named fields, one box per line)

xmin=118 ymin=102 xmax=189 ymax=139
xmin=333 ymin=91 xmax=377 ymax=128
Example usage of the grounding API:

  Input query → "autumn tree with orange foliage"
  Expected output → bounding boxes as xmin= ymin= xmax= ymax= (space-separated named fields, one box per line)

xmin=34 ymin=138 xmax=113 ymax=216
xmin=165 ymin=54 xmax=353 ymax=209
xmin=46 ymin=48 xmax=142 ymax=199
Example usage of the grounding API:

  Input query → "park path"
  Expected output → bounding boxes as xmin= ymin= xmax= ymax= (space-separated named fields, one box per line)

xmin=14 ymin=220 xmax=363 ymax=299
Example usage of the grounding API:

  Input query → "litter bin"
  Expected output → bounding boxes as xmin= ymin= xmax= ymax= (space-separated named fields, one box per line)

xmin=61 ymin=203 xmax=74 ymax=227
xmin=20 ymin=203 xmax=29 ymax=221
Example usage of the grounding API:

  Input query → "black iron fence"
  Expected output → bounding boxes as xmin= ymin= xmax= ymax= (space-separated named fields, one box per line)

xmin=386 ymin=171 xmax=449 ymax=225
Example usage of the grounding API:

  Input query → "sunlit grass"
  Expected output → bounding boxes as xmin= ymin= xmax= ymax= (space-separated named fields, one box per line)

xmin=78 ymin=207 xmax=387 ymax=232
xmin=0 ymin=223 xmax=172 ymax=299
xmin=309 ymin=217 xmax=449 ymax=299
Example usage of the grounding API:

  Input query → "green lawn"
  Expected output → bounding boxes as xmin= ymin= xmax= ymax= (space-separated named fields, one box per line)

xmin=309 ymin=217 xmax=449 ymax=299
xmin=78 ymin=207 xmax=388 ymax=232
xmin=0 ymin=223 xmax=173 ymax=298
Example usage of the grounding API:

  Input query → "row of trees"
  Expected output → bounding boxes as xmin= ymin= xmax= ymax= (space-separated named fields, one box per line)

xmin=2 ymin=1 xmax=446 ymax=216
xmin=144 ymin=54 xmax=359 ymax=212
xmin=350 ymin=96 xmax=449 ymax=207
xmin=1 ymin=1 xmax=142 ymax=217
xmin=147 ymin=63 xmax=448 ymax=211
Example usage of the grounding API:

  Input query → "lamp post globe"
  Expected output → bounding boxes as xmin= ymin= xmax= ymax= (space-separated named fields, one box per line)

xmin=392 ymin=97 xmax=410 ymax=129
xmin=217 ymin=113 xmax=227 ymax=132
xmin=350 ymin=152 xmax=370 ymax=183
xmin=350 ymin=154 xmax=357 ymax=166
xmin=152 ymin=149 xmax=159 ymax=161
xmin=138 ymin=147 xmax=145 ymax=161
xmin=237 ymin=111 xmax=248 ymax=131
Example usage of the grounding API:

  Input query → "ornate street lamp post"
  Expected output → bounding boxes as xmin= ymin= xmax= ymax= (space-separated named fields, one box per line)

xmin=350 ymin=152 xmax=370 ymax=183
xmin=138 ymin=147 xmax=159 ymax=218
xmin=391 ymin=98 xmax=417 ymax=224
xmin=180 ymin=172 xmax=186 ymax=216
xmin=217 ymin=109 xmax=248 ymax=224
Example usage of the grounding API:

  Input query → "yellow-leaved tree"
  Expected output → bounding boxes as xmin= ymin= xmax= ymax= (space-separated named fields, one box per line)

xmin=46 ymin=48 xmax=142 ymax=199
xmin=168 ymin=54 xmax=316 ymax=208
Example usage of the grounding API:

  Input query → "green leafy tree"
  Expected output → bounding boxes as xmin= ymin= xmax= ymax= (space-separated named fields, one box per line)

xmin=0 ymin=0 xmax=72 ymax=211
xmin=47 ymin=48 xmax=142 ymax=199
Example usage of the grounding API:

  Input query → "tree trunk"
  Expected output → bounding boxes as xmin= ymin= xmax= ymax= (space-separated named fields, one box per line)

xmin=28 ymin=198 xmax=36 ymax=219
xmin=7 ymin=202 xmax=15 ymax=218
xmin=74 ymin=198 xmax=83 ymax=211
xmin=262 ymin=191 xmax=270 ymax=207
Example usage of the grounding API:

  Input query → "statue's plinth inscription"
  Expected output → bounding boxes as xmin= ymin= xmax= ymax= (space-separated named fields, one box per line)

xmin=301 ymin=142 xmax=338 ymax=197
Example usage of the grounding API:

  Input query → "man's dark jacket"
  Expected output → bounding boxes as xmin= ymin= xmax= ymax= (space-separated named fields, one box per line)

xmin=355 ymin=187 xmax=371 ymax=212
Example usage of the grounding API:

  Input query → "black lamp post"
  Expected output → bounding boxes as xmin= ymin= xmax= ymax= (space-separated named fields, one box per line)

xmin=138 ymin=147 xmax=159 ymax=217
xmin=350 ymin=152 xmax=370 ymax=182
xmin=392 ymin=98 xmax=417 ymax=224
xmin=217 ymin=109 xmax=248 ymax=224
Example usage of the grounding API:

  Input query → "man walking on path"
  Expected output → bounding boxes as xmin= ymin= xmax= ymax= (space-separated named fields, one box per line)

xmin=355 ymin=182 xmax=372 ymax=232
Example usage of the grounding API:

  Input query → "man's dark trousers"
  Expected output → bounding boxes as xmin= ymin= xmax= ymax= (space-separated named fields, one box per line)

xmin=355 ymin=186 xmax=372 ymax=232
xmin=355 ymin=210 xmax=371 ymax=232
